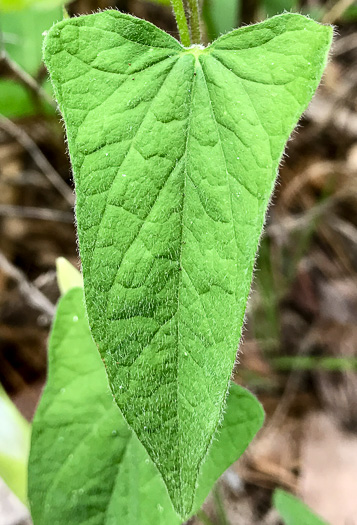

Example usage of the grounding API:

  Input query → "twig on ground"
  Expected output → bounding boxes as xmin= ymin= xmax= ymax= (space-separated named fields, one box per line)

xmin=322 ymin=0 xmax=356 ymax=23
xmin=0 ymin=50 xmax=56 ymax=109
xmin=0 ymin=116 xmax=74 ymax=206
xmin=0 ymin=204 xmax=73 ymax=223
xmin=0 ymin=251 xmax=55 ymax=317
xmin=266 ymin=199 xmax=333 ymax=240
xmin=334 ymin=33 xmax=357 ymax=56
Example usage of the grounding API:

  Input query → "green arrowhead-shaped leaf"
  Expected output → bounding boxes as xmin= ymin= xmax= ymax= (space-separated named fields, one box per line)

xmin=273 ymin=489 xmax=328 ymax=525
xmin=43 ymin=11 xmax=332 ymax=515
xmin=28 ymin=286 xmax=264 ymax=524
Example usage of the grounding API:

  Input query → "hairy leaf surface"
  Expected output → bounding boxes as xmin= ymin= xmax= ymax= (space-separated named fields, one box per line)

xmin=273 ymin=489 xmax=328 ymax=525
xmin=43 ymin=11 xmax=332 ymax=515
xmin=28 ymin=287 xmax=263 ymax=524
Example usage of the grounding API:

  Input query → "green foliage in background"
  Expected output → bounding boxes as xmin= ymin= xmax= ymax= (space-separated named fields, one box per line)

xmin=262 ymin=0 xmax=297 ymax=17
xmin=0 ymin=3 xmax=62 ymax=117
xmin=0 ymin=385 xmax=30 ymax=506
xmin=42 ymin=10 xmax=332 ymax=517
xmin=274 ymin=489 xmax=329 ymax=525
xmin=343 ymin=5 xmax=357 ymax=21
xmin=203 ymin=0 xmax=240 ymax=41
xmin=0 ymin=0 xmax=64 ymax=11
xmin=273 ymin=356 xmax=357 ymax=372
xmin=29 ymin=283 xmax=264 ymax=524
xmin=143 ymin=0 xmax=171 ymax=5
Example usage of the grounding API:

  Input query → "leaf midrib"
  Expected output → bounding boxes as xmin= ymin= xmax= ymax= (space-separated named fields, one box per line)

xmin=176 ymin=53 xmax=196 ymax=507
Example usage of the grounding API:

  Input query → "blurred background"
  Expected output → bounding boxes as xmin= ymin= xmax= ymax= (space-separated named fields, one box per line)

xmin=0 ymin=0 xmax=357 ymax=524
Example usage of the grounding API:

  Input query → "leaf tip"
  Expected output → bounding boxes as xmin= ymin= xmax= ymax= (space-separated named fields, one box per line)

xmin=56 ymin=257 xmax=83 ymax=295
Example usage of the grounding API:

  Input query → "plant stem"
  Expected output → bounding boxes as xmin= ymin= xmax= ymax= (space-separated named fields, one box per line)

xmin=213 ymin=483 xmax=230 ymax=525
xmin=171 ymin=0 xmax=191 ymax=47
xmin=187 ymin=0 xmax=201 ymax=44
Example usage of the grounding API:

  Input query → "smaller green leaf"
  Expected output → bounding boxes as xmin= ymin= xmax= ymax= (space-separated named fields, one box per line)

xmin=273 ymin=489 xmax=329 ymax=525
xmin=194 ymin=383 xmax=264 ymax=510
xmin=56 ymin=257 xmax=83 ymax=295
xmin=0 ymin=385 xmax=30 ymax=506
xmin=29 ymin=287 xmax=264 ymax=524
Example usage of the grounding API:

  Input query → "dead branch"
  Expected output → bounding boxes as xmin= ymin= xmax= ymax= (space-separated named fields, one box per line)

xmin=0 ymin=204 xmax=73 ymax=223
xmin=0 ymin=116 xmax=74 ymax=206
xmin=0 ymin=250 xmax=55 ymax=317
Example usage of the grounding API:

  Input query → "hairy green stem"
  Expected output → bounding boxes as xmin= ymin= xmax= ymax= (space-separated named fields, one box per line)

xmin=187 ymin=0 xmax=201 ymax=44
xmin=170 ymin=0 xmax=191 ymax=47
xmin=213 ymin=484 xmax=230 ymax=525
